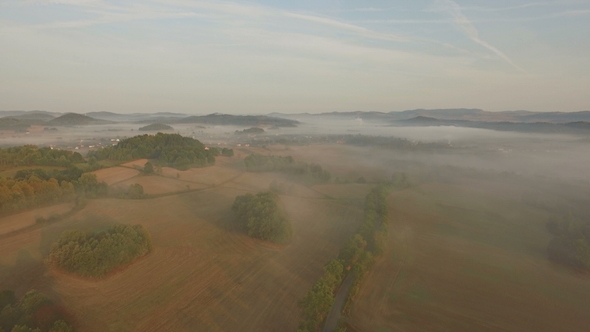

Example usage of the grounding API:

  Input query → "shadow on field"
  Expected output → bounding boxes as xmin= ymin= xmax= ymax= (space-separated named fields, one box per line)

xmin=0 ymin=249 xmax=56 ymax=298
xmin=175 ymin=189 xmax=242 ymax=233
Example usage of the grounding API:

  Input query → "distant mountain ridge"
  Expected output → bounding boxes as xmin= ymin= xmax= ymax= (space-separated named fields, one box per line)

xmin=271 ymin=109 xmax=590 ymax=123
xmin=2 ymin=109 xmax=590 ymax=134
xmin=168 ymin=114 xmax=299 ymax=127
xmin=393 ymin=116 xmax=590 ymax=135
xmin=47 ymin=113 xmax=114 ymax=126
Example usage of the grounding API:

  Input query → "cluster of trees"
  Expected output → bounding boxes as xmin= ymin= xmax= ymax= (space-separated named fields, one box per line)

xmin=219 ymin=148 xmax=234 ymax=157
xmin=243 ymin=155 xmax=331 ymax=184
xmin=547 ymin=215 xmax=590 ymax=270
xmin=0 ymin=144 xmax=109 ymax=215
xmin=13 ymin=168 xmax=82 ymax=184
xmin=298 ymin=184 xmax=391 ymax=332
xmin=47 ymin=223 xmax=152 ymax=278
xmin=87 ymin=133 xmax=221 ymax=170
xmin=235 ymin=127 xmax=264 ymax=135
xmin=297 ymin=260 xmax=345 ymax=332
xmin=0 ymin=173 xmax=106 ymax=216
xmin=0 ymin=289 xmax=73 ymax=332
xmin=231 ymin=192 xmax=292 ymax=243
xmin=109 ymin=184 xmax=146 ymax=199
xmin=0 ymin=146 xmax=84 ymax=168
xmin=138 ymin=123 xmax=173 ymax=131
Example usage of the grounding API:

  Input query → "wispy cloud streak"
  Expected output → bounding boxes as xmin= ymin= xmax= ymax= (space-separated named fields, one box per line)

xmin=462 ymin=1 xmax=588 ymax=12
xmin=435 ymin=0 xmax=525 ymax=72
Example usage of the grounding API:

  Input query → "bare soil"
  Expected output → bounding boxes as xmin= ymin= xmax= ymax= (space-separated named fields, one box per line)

xmin=0 ymin=203 xmax=73 ymax=236
xmin=92 ymin=167 xmax=140 ymax=185
xmin=0 ymin=167 xmax=367 ymax=332
xmin=348 ymin=182 xmax=590 ymax=332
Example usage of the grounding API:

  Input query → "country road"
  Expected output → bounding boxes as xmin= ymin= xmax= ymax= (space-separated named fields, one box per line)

xmin=322 ymin=272 xmax=355 ymax=332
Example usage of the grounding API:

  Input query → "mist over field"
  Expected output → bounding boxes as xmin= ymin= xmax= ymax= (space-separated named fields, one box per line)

xmin=2 ymin=0 xmax=590 ymax=330
xmin=2 ymin=111 xmax=590 ymax=331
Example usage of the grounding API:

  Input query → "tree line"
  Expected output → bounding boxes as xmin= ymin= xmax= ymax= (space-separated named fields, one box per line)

xmin=0 ymin=146 xmax=84 ymax=168
xmin=0 ymin=289 xmax=73 ymax=332
xmin=297 ymin=184 xmax=391 ymax=332
xmin=231 ymin=191 xmax=292 ymax=244
xmin=0 ymin=173 xmax=106 ymax=216
xmin=47 ymin=223 xmax=152 ymax=278
xmin=243 ymin=154 xmax=331 ymax=184
xmin=87 ymin=133 xmax=231 ymax=170
xmin=0 ymin=145 xmax=109 ymax=216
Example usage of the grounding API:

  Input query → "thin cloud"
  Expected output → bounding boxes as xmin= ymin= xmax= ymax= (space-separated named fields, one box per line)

xmin=434 ymin=0 xmax=526 ymax=73
xmin=282 ymin=13 xmax=409 ymax=42
xmin=462 ymin=1 xmax=588 ymax=12
xmin=153 ymin=0 xmax=413 ymax=43
xmin=365 ymin=9 xmax=590 ymax=25
xmin=343 ymin=6 xmax=402 ymax=12
xmin=33 ymin=11 xmax=200 ymax=29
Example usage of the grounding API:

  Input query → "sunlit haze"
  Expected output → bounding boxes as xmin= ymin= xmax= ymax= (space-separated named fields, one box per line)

xmin=1 ymin=0 xmax=589 ymax=114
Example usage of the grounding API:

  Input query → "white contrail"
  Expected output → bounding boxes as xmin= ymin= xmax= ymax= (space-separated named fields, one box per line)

xmin=436 ymin=0 xmax=526 ymax=73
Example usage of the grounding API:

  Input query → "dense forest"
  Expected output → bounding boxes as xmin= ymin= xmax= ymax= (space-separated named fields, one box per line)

xmin=0 ymin=172 xmax=106 ymax=216
xmin=47 ymin=223 xmax=152 ymax=278
xmin=231 ymin=192 xmax=292 ymax=243
xmin=87 ymin=133 xmax=221 ymax=170
xmin=0 ymin=146 xmax=84 ymax=168
xmin=175 ymin=114 xmax=298 ymax=127
xmin=243 ymin=155 xmax=331 ymax=184
xmin=0 ymin=289 xmax=73 ymax=332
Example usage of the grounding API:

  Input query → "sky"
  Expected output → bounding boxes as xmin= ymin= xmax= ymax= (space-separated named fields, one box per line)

xmin=0 ymin=0 xmax=589 ymax=114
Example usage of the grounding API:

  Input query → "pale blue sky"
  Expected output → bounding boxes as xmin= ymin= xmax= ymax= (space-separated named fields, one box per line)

xmin=1 ymin=0 xmax=589 ymax=114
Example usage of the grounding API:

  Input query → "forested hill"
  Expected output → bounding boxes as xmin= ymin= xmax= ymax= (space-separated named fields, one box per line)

xmin=47 ymin=113 xmax=113 ymax=126
xmin=173 ymin=114 xmax=299 ymax=127
xmin=0 ymin=145 xmax=84 ymax=167
xmin=87 ymin=133 xmax=220 ymax=169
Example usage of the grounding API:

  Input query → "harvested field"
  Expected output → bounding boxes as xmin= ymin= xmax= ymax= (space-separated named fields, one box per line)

xmin=0 ymin=203 xmax=73 ymax=236
xmin=313 ymin=183 xmax=374 ymax=201
xmin=262 ymin=144 xmax=395 ymax=181
xmin=349 ymin=182 xmax=590 ymax=332
xmin=160 ymin=165 xmax=241 ymax=186
xmin=92 ymin=166 xmax=140 ymax=185
xmin=121 ymin=159 xmax=149 ymax=169
xmin=114 ymin=175 xmax=208 ymax=195
xmin=0 ymin=175 xmax=367 ymax=331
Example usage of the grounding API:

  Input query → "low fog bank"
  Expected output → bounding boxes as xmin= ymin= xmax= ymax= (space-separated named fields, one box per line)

xmin=2 ymin=118 xmax=590 ymax=185
xmin=270 ymin=119 xmax=590 ymax=184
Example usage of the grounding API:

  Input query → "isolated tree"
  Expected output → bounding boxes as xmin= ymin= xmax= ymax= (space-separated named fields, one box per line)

xmin=127 ymin=184 xmax=144 ymax=199
xmin=143 ymin=161 xmax=154 ymax=174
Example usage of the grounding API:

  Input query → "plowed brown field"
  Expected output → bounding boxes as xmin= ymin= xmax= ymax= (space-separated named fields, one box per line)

xmin=0 ymin=165 xmax=369 ymax=331
xmin=93 ymin=167 xmax=140 ymax=185
xmin=0 ymin=203 xmax=73 ymax=236
xmin=349 ymin=183 xmax=590 ymax=332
